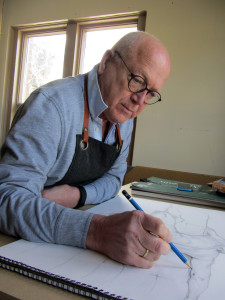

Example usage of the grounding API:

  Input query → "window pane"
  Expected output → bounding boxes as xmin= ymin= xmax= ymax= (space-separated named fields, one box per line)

xmin=80 ymin=27 xmax=137 ymax=74
xmin=21 ymin=34 xmax=66 ymax=103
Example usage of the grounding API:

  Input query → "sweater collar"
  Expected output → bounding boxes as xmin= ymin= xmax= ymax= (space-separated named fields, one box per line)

xmin=87 ymin=64 xmax=108 ymax=120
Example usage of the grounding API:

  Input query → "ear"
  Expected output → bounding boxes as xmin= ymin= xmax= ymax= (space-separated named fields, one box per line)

xmin=98 ymin=50 xmax=114 ymax=75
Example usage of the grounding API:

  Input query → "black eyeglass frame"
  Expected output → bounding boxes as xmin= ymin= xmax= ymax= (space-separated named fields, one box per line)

xmin=114 ymin=50 xmax=162 ymax=105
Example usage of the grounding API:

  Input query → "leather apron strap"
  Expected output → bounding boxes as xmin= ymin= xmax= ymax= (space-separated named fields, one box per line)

xmin=82 ymin=74 xmax=90 ymax=146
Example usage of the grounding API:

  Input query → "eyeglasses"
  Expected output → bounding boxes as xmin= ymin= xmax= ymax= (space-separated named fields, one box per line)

xmin=115 ymin=50 xmax=162 ymax=105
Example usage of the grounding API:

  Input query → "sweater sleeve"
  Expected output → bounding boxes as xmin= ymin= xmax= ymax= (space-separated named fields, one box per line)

xmin=0 ymin=91 xmax=93 ymax=247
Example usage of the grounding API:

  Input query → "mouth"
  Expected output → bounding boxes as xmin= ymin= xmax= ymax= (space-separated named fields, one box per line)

xmin=121 ymin=104 xmax=135 ymax=114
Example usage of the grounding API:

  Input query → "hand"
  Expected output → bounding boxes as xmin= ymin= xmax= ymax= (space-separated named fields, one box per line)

xmin=41 ymin=184 xmax=80 ymax=208
xmin=86 ymin=210 xmax=172 ymax=269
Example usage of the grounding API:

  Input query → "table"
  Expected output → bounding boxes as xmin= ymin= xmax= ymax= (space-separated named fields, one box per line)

xmin=0 ymin=183 xmax=223 ymax=299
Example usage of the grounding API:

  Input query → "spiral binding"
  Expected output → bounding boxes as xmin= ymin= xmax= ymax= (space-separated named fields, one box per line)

xmin=0 ymin=255 xmax=131 ymax=300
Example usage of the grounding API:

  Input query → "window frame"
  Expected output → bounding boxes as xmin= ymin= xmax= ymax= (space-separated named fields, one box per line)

xmin=12 ymin=22 xmax=67 ymax=107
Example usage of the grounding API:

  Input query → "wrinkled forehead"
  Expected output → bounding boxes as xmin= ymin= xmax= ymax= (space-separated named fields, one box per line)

xmin=130 ymin=43 xmax=170 ymax=89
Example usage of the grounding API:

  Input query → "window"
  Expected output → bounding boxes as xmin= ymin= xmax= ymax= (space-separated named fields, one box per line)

xmin=12 ymin=22 xmax=68 ymax=106
xmin=9 ymin=11 xmax=146 ymax=164
xmin=21 ymin=33 xmax=66 ymax=102
xmin=80 ymin=27 xmax=137 ymax=74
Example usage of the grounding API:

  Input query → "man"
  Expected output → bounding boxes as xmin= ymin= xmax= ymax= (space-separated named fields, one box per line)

xmin=0 ymin=31 xmax=172 ymax=269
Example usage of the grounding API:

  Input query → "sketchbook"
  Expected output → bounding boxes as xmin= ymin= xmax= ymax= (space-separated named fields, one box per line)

xmin=1 ymin=195 xmax=225 ymax=300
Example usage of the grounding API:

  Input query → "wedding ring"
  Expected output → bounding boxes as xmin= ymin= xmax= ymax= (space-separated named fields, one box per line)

xmin=142 ymin=248 xmax=149 ymax=258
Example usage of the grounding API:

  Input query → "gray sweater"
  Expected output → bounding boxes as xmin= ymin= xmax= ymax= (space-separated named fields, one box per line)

xmin=0 ymin=65 xmax=133 ymax=247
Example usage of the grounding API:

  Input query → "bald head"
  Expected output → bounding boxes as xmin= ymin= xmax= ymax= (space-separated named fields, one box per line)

xmin=111 ymin=31 xmax=170 ymax=88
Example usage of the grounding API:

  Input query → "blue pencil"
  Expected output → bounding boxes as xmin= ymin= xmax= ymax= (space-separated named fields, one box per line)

xmin=122 ymin=190 xmax=191 ymax=268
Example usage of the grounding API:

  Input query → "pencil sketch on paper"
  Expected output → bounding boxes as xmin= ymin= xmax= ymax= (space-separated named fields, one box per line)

xmin=150 ymin=204 xmax=225 ymax=300
xmin=87 ymin=196 xmax=225 ymax=300
xmin=0 ymin=196 xmax=225 ymax=300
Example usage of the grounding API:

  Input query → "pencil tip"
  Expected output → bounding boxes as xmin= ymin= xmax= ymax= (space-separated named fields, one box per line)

xmin=186 ymin=261 xmax=192 ymax=269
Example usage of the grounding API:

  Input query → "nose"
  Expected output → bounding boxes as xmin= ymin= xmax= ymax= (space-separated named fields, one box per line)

xmin=130 ymin=90 xmax=148 ymax=105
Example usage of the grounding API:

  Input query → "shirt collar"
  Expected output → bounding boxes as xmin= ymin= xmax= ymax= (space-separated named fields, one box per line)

xmin=87 ymin=64 xmax=108 ymax=120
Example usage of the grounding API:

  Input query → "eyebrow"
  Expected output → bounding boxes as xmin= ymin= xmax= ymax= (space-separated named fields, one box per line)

xmin=116 ymin=50 xmax=159 ymax=93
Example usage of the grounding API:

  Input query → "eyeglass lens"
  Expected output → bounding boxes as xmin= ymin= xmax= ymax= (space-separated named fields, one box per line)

xmin=115 ymin=50 xmax=161 ymax=105
xmin=128 ymin=76 xmax=161 ymax=105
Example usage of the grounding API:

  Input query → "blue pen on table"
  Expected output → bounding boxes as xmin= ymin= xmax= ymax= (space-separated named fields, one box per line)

xmin=122 ymin=190 xmax=191 ymax=269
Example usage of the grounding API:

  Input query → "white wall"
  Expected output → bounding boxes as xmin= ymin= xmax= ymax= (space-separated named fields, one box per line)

xmin=133 ymin=0 xmax=225 ymax=176
xmin=0 ymin=0 xmax=224 ymax=176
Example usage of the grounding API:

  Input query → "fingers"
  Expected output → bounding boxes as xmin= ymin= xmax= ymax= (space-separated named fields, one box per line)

xmin=128 ymin=210 xmax=172 ymax=255
xmin=141 ymin=231 xmax=171 ymax=255
xmin=141 ymin=248 xmax=160 ymax=262
xmin=124 ymin=246 xmax=161 ymax=269
xmin=86 ymin=211 xmax=172 ymax=269
xmin=141 ymin=212 xmax=173 ymax=243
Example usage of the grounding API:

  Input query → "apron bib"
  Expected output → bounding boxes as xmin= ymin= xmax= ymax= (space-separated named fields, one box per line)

xmin=54 ymin=73 xmax=123 ymax=188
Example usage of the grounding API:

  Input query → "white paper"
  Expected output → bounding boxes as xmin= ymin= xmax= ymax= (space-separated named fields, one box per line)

xmin=0 ymin=195 xmax=225 ymax=300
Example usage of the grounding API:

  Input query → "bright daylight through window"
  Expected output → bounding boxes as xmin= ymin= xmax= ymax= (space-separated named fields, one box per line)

xmin=21 ymin=34 xmax=66 ymax=103
xmin=80 ymin=27 xmax=137 ymax=74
